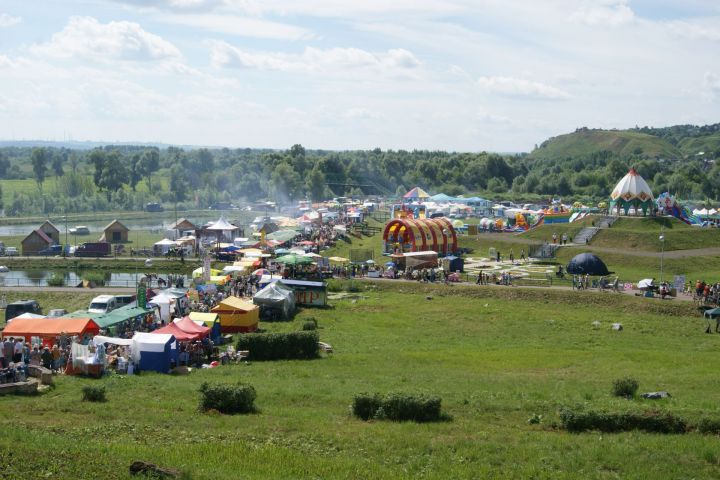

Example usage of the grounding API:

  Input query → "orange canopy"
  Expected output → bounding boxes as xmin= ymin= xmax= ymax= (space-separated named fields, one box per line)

xmin=1 ymin=317 xmax=100 ymax=344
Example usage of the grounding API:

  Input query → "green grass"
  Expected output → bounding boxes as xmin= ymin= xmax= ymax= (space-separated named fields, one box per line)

xmin=591 ymin=217 xmax=720 ymax=252
xmin=1 ymin=283 xmax=720 ymax=478
xmin=530 ymin=129 xmax=682 ymax=160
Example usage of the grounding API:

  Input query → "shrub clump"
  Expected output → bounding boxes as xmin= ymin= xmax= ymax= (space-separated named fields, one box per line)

xmin=302 ymin=321 xmax=317 ymax=331
xmin=82 ymin=385 xmax=106 ymax=402
xmin=612 ymin=377 xmax=639 ymax=398
xmin=559 ymin=406 xmax=686 ymax=434
xmin=199 ymin=382 xmax=256 ymax=414
xmin=352 ymin=393 xmax=444 ymax=422
xmin=46 ymin=273 xmax=65 ymax=287
xmin=697 ymin=417 xmax=720 ymax=435
xmin=236 ymin=331 xmax=319 ymax=361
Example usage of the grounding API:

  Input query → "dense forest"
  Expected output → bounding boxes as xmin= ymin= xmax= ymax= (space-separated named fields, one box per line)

xmin=0 ymin=123 xmax=719 ymax=216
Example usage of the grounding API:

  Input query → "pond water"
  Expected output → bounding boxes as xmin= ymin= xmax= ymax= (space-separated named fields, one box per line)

xmin=0 ymin=270 xmax=188 ymax=288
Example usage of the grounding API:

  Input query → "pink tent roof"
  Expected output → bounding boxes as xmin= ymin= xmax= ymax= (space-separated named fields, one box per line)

xmin=174 ymin=317 xmax=210 ymax=337
xmin=152 ymin=322 xmax=200 ymax=341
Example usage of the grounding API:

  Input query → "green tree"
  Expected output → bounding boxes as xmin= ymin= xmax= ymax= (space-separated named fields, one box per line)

xmin=306 ymin=167 xmax=327 ymax=201
xmin=31 ymin=147 xmax=48 ymax=192
xmin=129 ymin=154 xmax=142 ymax=192
xmin=270 ymin=162 xmax=303 ymax=204
xmin=98 ymin=151 xmax=128 ymax=201
xmin=52 ymin=150 xmax=65 ymax=178
xmin=140 ymin=148 xmax=160 ymax=192
xmin=88 ymin=148 xmax=106 ymax=188
xmin=169 ymin=164 xmax=189 ymax=203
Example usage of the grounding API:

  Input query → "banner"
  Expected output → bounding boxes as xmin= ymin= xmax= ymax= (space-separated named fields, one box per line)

xmin=137 ymin=283 xmax=147 ymax=309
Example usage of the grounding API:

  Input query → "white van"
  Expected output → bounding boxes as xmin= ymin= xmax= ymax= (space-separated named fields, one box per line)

xmin=88 ymin=295 xmax=119 ymax=314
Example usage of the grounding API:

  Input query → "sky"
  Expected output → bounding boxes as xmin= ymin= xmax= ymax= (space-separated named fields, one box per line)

xmin=0 ymin=0 xmax=718 ymax=152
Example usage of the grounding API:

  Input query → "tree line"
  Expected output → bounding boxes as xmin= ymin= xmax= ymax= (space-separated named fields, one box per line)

xmin=0 ymin=140 xmax=718 ymax=217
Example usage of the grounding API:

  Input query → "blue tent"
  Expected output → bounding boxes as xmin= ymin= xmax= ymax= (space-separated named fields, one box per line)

xmin=132 ymin=332 xmax=177 ymax=373
xmin=430 ymin=193 xmax=456 ymax=202
xmin=566 ymin=253 xmax=611 ymax=276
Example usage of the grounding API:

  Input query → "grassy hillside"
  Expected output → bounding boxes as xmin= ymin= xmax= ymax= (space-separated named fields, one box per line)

xmin=2 ymin=283 xmax=719 ymax=479
xmin=530 ymin=129 xmax=682 ymax=160
xmin=679 ymin=132 xmax=720 ymax=157
xmin=591 ymin=217 xmax=720 ymax=252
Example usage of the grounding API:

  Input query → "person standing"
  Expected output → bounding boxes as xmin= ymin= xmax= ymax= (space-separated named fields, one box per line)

xmin=509 ymin=250 xmax=514 ymax=264
xmin=13 ymin=338 xmax=23 ymax=363
xmin=3 ymin=337 xmax=13 ymax=368
xmin=520 ymin=249 xmax=525 ymax=262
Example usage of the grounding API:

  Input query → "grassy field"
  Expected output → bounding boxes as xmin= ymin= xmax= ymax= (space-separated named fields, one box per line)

xmin=552 ymin=246 xmax=720 ymax=284
xmin=1 ymin=282 xmax=719 ymax=479
xmin=591 ymin=217 xmax=720 ymax=252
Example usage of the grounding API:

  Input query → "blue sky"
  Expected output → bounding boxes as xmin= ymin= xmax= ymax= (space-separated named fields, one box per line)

xmin=0 ymin=0 xmax=718 ymax=151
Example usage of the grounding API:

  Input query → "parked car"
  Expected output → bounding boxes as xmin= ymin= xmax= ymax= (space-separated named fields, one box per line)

xmin=145 ymin=202 xmax=164 ymax=212
xmin=5 ymin=247 xmax=18 ymax=256
xmin=74 ymin=242 xmax=110 ymax=257
xmin=69 ymin=226 xmax=90 ymax=235
xmin=39 ymin=245 xmax=64 ymax=256
xmin=47 ymin=308 xmax=67 ymax=318
xmin=5 ymin=300 xmax=41 ymax=322
xmin=88 ymin=295 xmax=119 ymax=314
xmin=114 ymin=295 xmax=136 ymax=309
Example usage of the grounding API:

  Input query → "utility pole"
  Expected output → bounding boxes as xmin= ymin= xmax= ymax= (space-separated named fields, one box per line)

xmin=659 ymin=226 xmax=665 ymax=284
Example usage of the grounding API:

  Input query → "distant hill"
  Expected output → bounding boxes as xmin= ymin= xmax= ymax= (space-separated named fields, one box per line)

xmin=529 ymin=124 xmax=720 ymax=161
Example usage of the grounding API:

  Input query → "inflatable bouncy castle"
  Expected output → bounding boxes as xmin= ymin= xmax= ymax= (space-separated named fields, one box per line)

xmin=656 ymin=192 xmax=702 ymax=225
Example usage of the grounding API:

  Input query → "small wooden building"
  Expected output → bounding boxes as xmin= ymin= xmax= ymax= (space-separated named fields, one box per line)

xmin=21 ymin=229 xmax=54 ymax=255
xmin=100 ymin=219 xmax=129 ymax=243
xmin=170 ymin=218 xmax=196 ymax=232
xmin=39 ymin=220 xmax=60 ymax=244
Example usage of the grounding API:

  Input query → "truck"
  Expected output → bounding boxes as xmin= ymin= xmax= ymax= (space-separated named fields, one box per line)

xmin=5 ymin=300 xmax=41 ymax=322
xmin=74 ymin=242 xmax=110 ymax=257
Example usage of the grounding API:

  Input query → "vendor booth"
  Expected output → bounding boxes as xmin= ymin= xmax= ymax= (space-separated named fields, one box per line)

xmin=1 ymin=317 xmax=100 ymax=346
xmin=188 ymin=312 xmax=221 ymax=342
xmin=132 ymin=332 xmax=177 ymax=373
xmin=253 ymin=282 xmax=296 ymax=319
xmin=211 ymin=296 xmax=259 ymax=333
xmin=278 ymin=279 xmax=327 ymax=307
xmin=152 ymin=322 xmax=201 ymax=342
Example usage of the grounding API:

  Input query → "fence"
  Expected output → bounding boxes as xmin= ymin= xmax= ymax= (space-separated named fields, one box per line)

xmin=0 ymin=278 xmax=141 ymax=288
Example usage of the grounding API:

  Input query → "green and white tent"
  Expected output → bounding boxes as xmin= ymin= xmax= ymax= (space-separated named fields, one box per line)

xmin=609 ymin=168 xmax=654 ymax=215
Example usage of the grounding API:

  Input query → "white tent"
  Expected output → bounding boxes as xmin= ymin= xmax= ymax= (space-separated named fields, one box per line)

xmin=154 ymin=238 xmax=177 ymax=255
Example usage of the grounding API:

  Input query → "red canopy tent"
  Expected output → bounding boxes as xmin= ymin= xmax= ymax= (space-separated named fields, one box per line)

xmin=152 ymin=322 xmax=200 ymax=342
xmin=174 ymin=317 xmax=210 ymax=338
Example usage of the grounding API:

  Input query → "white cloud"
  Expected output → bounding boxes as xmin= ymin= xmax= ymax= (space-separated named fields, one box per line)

xmin=704 ymin=72 xmax=720 ymax=101
xmin=210 ymin=42 xmax=420 ymax=74
xmin=668 ymin=21 xmax=720 ymax=42
xmin=477 ymin=76 xmax=570 ymax=100
xmin=159 ymin=13 xmax=313 ymax=40
xmin=476 ymin=108 xmax=509 ymax=124
xmin=31 ymin=16 xmax=181 ymax=62
xmin=111 ymin=0 xmax=228 ymax=12
xmin=342 ymin=107 xmax=381 ymax=119
xmin=569 ymin=0 xmax=635 ymax=27
xmin=0 ymin=13 xmax=21 ymax=27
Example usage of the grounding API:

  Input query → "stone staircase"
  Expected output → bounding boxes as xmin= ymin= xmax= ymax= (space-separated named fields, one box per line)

xmin=572 ymin=215 xmax=618 ymax=244
xmin=529 ymin=243 xmax=559 ymax=259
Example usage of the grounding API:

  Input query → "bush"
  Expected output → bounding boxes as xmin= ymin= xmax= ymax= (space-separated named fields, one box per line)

xmin=302 ymin=321 xmax=317 ymax=331
xmin=199 ymin=382 xmax=256 ymax=414
xmin=559 ymin=406 xmax=686 ymax=433
xmin=612 ymin=377 xmax=639 ymax=398
xmin=352 ymin=392 xmax=444 ymax=422
xmin=236 ymin=331 xmax=319 ymax=361
xmin=46 ymin=273 xmax=65 ymax=287
xmin=352 ymin=393 xmax=382 ymax=421
xmin=697 ymin=417 xmax=720 ymax=434
xmin=82 ymin=271 xmax=106 ymax=286
xmin=82 ymin=385 xmax=106 ymax=402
